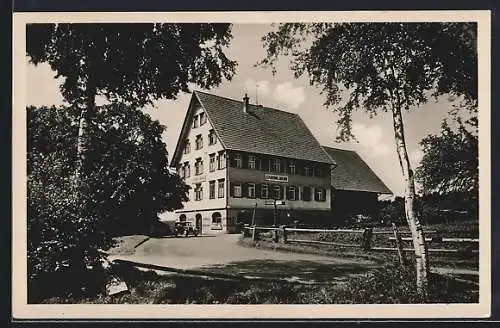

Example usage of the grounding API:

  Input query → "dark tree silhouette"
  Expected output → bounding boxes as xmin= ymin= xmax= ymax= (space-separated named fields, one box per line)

xmin=259 ymin=22 xmax=477 ymax=296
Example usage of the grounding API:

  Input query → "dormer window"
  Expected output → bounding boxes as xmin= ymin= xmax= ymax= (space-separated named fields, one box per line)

xmin=195 ymin=134 xmax=203 ymax=150
xmin=199 ymin=112 xmax=207 ymax=125
xmin=209 ymin=129 xmax=217 ymax=145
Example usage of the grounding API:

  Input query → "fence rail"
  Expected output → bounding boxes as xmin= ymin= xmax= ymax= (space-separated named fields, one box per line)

xmin=242 ymin=225 xmax=479 ymax=259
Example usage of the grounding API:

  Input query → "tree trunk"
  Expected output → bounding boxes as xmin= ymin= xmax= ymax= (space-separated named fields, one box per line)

xmin=74 ymin=81 xmax=96 ymax=187
xmin=391 ymin=104 xmax=429 ymax=298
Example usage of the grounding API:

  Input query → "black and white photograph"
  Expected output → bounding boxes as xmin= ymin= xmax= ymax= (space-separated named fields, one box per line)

xmin=12 ymin=10 xmax=491 ymax=319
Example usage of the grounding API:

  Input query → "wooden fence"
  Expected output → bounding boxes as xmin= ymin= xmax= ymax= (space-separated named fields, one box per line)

xmin=242 ymin=224 xmax=479 ymax=264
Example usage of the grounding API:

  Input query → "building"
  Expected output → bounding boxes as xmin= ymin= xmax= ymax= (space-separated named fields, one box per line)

xmin=167 ymin=91 xmax=335 ymax=234
xmin=322 ymin=146 xmax=393 ymax=222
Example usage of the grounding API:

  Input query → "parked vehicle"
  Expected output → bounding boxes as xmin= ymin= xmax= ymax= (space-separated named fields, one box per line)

xmin=174 ymin=221 xmax=199 ymax=237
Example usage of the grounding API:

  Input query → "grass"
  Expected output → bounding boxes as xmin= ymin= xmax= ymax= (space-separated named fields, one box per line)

xmin=40 ymin=262 xmax=478 ymax=304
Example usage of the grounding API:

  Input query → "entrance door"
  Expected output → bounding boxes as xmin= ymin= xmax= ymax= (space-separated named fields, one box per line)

xmin=195 ymin=214 xmax=202 ymax=235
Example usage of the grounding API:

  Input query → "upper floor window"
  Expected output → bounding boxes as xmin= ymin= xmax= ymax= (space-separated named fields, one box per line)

xmin=304 ymin=166 xmax=311 ymax=177
xmin=209 ymin=153 xmax=216 ymax=172
xmin=273 ymin=158 xmax=281 ymax=172
xmin=199 ymin=112 xmax=207 ymax=126
xmin=273 ymin=185 xmax=282 ymax=200
xmin=195 ymin=158 xmax=203 ymax=175
xmin=209 ymin=180 xmax=216 ymax=199
xmin=247 ymin=183 xmax=256 ymax=199
xmin=182 ymin=162 xmax=190 ymax=178
xmin=194 ymin=184 xmax=203 ymax=201
xmin=287 ymin=186 xmax=297 ymax=201
xmin=314 ymin=167 xmax=324 ymax=177
xmin=183 ymin=140 xmax=191 ymax=154
xmin=192 ymin=115 xmax=199 ymax=128
xmin=261 ymin=184 xmax=269 ymax=199
xmin=235 ymin=153 xmax=243 ymax=168
xmin=288 ymin=161 xmax=296 ymax=174
xmin=209 ymin=129 xmax=217 ymax=145
xmin=195 ymin=134 xmax=203 ymax=150
xmin=315 ymin=187 xmax=326 ymax=202
xmin=248 ymin=155 xmax=256 ymax=169
xmin=217 ymin=152 xmax=226 ymax=169
xmin=232 ymin=183 xmax=242 ymax=198
xmin=218 ymin=179 xmax=225 ymax=198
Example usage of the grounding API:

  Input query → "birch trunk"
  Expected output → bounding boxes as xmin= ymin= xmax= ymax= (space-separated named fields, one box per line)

xmin=391 ymin=104 xmax=430 ymax=297
xmin=74 ymin=80 xmax=96 ymax=186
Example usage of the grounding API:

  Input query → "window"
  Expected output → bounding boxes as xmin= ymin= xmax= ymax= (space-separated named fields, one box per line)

xmin=261 ymin=184 xmax=269 ymax=199
xmin=182 ymin=162 xmax=190 ymax=178
xmin=192 ymin=115 xmax=199 ymax=128
xmin=302 ymin=186 xmax=312 ymax=201
xmin=273 ymin=185 xmax=283 ymax=200
xmin=217 ymin=152 xmax=226 ymax=169
xmin=183 ymin=140 xmax=191 ymax=154
xmin=199 ymin=112 xmax=207 ymax=125
xmin=233 ymin=183 xmax=242 ymax=198
xmin=248 ymin=155 xmax=256 ymax=169
xmin=314 ymin=167 xmax=323 ymax=177
xmin=209 ymin=180 xmax=216 ymax=199
xmin=209 ymin=153 xmax=216 ymax=172
xmin=195 ymin=184 xmax=203 ymax=201
xmin=248 ymin=183 xmax=256 ymax=199
xmin=288 ymin=186 xmax=297 ymax=201
xmin=209 ymin=129 xmax=217 ymax=145
xmin=179 ymin=214 xmax=186 ymax=222
xmin=218 ymin=179 xmax=225 ymax=198
xmin=315 ymin=187 xmax=326 ymax=202
xmin=195 ymin=134 xmax=203 ymax=150
xmin=273 ymin=158 xmax=281 ymax=172
xmin=304 ymin=166 xmax=311 ymax=176
xmin=212 ymin=212 xmax=222 ymax=230
xmin=195 ymin=158 xmax=203 ymax=175
xmin=288 ymin=161 xmax=296 ymax=174
xmin=235 ymin=153 xmax=242 ymax=168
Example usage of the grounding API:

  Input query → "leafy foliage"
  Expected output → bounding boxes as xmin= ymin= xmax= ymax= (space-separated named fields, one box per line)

xmin=26 ymin=23 xmax=237 ymax=107
xmin=28 ymin=105 xmax=189 ymax=299
xmin=416 ymin=114 xmax=478 ymax=196
xmin=259 ymin=23 xmax=477 ymax=141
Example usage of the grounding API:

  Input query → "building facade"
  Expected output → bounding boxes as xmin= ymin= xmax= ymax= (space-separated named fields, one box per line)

xmin=166 ymin=91 xmax=335 ymax=234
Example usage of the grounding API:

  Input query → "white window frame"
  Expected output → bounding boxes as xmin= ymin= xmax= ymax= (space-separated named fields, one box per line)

xmin=261 ymin=184 xmax=269 ymax=199
xmin=233 ymin=183 xmax=242 ymax=198
xmin=248 ymin=183 xmax=256 ymax=199
xmin=195 ymin=184 xmax=203 ymax=201
xmin=288 ymin=161 xmax=296 ymax=174
xmin=218 ymin=179 xmax=225 ymax=198
xmin=235 ymin=153 xmax=242 ymax=168
xmin=274 ymin=185 xmax=281 ymax=200
xmin=209 ymin=153 xmax=216 ymax=172
xmin=273 ymin=158 xmax=281 ymax=172
xmin=209 ymin=130 xmax=217 ymax=145
xmin=304 ymin=166 xmax=311 ymax=176
xmin=289 ymin=186 xmax=296 ymax=201
xmin=218 ymin=152 xmax=226 ymax=169
xmin=316 ymin=187 xmax=325 ymax=202
xmin=248 ymin=155 xmax=256 ymax=169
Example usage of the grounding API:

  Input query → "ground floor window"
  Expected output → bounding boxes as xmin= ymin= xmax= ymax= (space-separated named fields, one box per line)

xmin=315 ymin=187 xmax=326 ymax=202
xmin=179 ymin=214 xmax=186 ymax=222
xmin=261 ymin=184 xmax=269 ymax=199
xmin=247 ymin=183 xmax=255 ymax=198
xmin=212 ymin=212 xmax=222 ymax=230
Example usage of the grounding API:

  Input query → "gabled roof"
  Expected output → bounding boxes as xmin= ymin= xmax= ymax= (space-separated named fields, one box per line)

xmin=322 ymin=146 xmax=392 ymax=194
xmin=172 ymin=91 xmax=335 ymax=166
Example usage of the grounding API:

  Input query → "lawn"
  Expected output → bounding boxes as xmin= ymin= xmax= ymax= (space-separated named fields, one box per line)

xmin=40 ymin=261 xmax=478 ymax=304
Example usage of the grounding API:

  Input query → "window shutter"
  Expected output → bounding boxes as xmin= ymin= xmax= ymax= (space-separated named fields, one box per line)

xmin=280 ymin=159 xmax=285 ymax=173
xmin=242 ymin=182 xmax=248 ymax=198
xmin=229 ymin=182 xmax=234 ymax=197
xmin=262 ymin=156 xmax=269 ymax=171
xmin=255 ymin=183 xmax=261 ymax=199
xmin=280 ymin=185 xmax=285 ymax=200
xmin=242 ymin=153 xmax=248 ymax=169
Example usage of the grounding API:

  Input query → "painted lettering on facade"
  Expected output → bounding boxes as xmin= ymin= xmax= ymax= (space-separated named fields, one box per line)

xmin=264 ymin=174 xmax=288 ymax=183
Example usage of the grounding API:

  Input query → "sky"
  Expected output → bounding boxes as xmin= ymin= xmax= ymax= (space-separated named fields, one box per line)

xmin=26 ymin=23 xmax=462 ymax=197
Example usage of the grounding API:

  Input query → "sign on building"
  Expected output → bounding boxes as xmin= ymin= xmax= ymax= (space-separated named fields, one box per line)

xmin=264 ymin=174 xmax=288 ymax=183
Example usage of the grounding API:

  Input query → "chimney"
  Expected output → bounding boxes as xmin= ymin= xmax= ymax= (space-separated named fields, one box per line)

xmin=243 ymin=93 xmax=249 ymax=113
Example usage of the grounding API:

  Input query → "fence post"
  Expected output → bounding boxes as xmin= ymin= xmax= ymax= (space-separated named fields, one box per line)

xmin=392 ymin=223 xmax=407 ymax=266
xmin=281 ymin=225 xmax=287 ymax=244
xmin=252 ymin=226 xmax=257 ymax=241
xmin=273 ymin=227 xmax=279 ymax=243
xmin=361 ymin=227 xmax=373 ymax=251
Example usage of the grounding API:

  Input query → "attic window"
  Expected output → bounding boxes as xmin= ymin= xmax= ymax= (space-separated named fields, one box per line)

xmin=199 ymin=112 xmax=207 ymax=125
xmin=195 ymin=134 xmax=203 ymax=150
xmin=209 ymin=129 xmax=217 ymax=145
xmin=193 ymin=115 xmax=199 ymax=128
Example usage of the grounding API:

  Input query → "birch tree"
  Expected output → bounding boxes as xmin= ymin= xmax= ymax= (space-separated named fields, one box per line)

xmin=259 ymin=22 xmax=477 ymax=297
